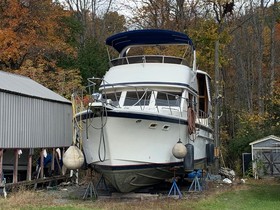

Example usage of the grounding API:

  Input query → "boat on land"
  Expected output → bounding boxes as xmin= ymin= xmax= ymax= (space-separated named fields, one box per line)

xmin=75 ymin=29 xmax=214 ymax=192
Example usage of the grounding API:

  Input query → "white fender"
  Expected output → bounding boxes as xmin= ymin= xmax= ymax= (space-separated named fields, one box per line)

xmin=63 ymin=146 xmax=85 ymax=170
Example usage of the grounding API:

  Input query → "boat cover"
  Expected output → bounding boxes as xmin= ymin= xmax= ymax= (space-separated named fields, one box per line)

xmin=106 ymin=29 xmax=195 ymax=53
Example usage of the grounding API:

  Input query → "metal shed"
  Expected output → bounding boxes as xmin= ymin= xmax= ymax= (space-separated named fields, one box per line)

xmin=0 ymin=71 xmax=73 ymax=183
xmin=250 ymin=135 xmax=280 ymax=178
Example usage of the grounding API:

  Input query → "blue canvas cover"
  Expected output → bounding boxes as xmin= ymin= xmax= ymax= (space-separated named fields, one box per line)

xmin=106 ymin=29 xmax=195 ymax=53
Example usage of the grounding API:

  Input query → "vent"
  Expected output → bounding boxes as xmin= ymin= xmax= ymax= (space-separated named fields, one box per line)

xmin=162 ymin=125 xmax=170 ymax=131
xmin=149 ymin=123 xmax=157 ymax=129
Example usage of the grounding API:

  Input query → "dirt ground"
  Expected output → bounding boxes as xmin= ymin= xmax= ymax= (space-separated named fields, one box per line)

xmin=31 ymin=174 xmax=247 ymax=204
xmin=0 ymin=173 xmax=255 ymax=210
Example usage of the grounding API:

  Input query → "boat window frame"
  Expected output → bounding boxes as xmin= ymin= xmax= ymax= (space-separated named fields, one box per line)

xmin=102 ymin=91 xmax=122 ymax=107
xmin=155 ymin=91 xmax=183 ymax=107
xmin=123 ymin=90 xmax=152 ymax=107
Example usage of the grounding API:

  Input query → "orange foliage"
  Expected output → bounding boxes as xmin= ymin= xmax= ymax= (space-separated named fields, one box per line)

xmin=0 ymin=0 xmax=81 ymax=98
xmin=12 ymin=60 xmax=82 ymax=99
xmin=0 ymin=0 xmax=75 ymax=67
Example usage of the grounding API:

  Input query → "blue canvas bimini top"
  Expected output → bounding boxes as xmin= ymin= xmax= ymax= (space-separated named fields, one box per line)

xmin=105 ymin=29 xmax=195 ymax=53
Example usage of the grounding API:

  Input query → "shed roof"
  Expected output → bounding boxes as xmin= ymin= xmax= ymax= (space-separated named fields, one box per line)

xmin=0 ymin=71 xmax=71 ymax=104
xmin=249 ymin=135 xmax=280 ymax=146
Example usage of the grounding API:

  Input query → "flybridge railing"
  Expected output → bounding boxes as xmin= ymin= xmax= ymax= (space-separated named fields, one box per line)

xmin=110 ymin=55 xmax=189 ymax=67
xmin=198 ymin=109 xmax=211 ymax=127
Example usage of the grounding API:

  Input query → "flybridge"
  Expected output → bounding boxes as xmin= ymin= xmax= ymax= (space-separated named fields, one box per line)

xmin=105 ymin=29 xmax=196 ymax=70
xmin=105 ymin=29 xmax=195 ymax=54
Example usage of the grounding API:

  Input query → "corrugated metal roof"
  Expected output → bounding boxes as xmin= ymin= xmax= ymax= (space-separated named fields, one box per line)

xmin=0 ymin=71 xmax=71 ymax=104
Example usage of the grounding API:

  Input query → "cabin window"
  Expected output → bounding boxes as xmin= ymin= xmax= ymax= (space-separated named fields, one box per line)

xmin=197 ymin=73 xmax=208 ymax=118
xmin=155 ymin=92 xmax=181 ymax=106
xmin=103 ymin=92 xmax=121 ymax=106
xmin=124 ymin=91 xmax=151 ymax=106
xmin=188 ymin=93 xmax=193 ymax=108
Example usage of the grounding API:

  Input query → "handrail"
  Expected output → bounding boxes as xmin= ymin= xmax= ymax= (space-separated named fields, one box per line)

xmin=102 ymin=87 xmax=191 ymax=116
xmin=110 ymin=55 xmax=189 ymax=67
xmin=87 ymin=78 xmax=211 ymax=128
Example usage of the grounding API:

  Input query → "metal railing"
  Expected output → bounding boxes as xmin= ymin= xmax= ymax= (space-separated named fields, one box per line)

xmin=101 ymin=87 xmax=211 ymax=123
xmin=87 ymin=78 xmax=211 ymax=127
xmin=110 ymin=55 xmax=189 ymax=67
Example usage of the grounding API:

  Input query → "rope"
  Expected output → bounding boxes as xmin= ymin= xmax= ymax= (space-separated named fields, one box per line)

xmin=98 ymin=106 xmax=106 ymax=162
xmin=72 ymin=93 xmax=85 ymax=148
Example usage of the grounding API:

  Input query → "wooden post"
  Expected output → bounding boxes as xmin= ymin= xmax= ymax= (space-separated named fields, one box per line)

xmin=40 ymin=149 xmax=44 ymax=178
xmin=13 ymin=149 xmax=19 ymax=183
xmin=26 ymin=149 xmax=33 ymax=181
xmin=55 ymin=154 xmax=62 ymax=175
xmin=0 ymin=149 xmax=3 ymax=181
xmin=214 ymin=39 xmax=220 ymax=174
xmin=62 ymin=147 xmax=65 ymax=158
xmin=51 ymin=148 xmax=55 ymax=173
xmin=61 ymin=147 xmax=66 ymax=175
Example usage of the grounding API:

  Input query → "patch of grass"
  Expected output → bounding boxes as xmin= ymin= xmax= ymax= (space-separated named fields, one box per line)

xmin=190 ymin=179 xmax=280 ymax=210
xmin=1 ymin=178 xmax=280 ymax=210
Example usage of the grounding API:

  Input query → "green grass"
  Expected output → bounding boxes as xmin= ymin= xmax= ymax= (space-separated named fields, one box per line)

xmin=189 ymin=181 xmax=280 ymax=210
xmin=1 ymin=179 xmax=280 ymax=210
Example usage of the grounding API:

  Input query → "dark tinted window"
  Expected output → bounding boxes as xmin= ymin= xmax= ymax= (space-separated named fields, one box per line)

xmin=124 ymin=91 xmax=151 ymax=106
xmin=156 ymin=92 xmax=181 ymax=106
xmin=103 ymin=92 xmax=121 ymax=106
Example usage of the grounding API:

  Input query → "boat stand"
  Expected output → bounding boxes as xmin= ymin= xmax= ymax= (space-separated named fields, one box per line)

xmin=96 ymin=174 xmax=110 ymax=195
xmin=188 ymin=175 xmax=202 ymax=192
xmin=201 ymin=172 xmax=211 ymax=190
xmin=83 ymin=181 xmax=98 ymax=200
xmin=168 ymin=178 xmax=182 ymax=198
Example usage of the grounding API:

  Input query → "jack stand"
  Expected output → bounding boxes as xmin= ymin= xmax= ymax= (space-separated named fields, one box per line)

xmin=96 ymin=174 xmax=109 ymax=193
xmin=83 ymin=181 xmax=98 ymax=200
xmin=200 ymin=172 xmax=210 ymax=190
xmin=96 ymin=175 xmax=109 ymax=191
xmin=205 ymin=172 xmax=211 ymax=180
xmin=188 ymin=175 xmax=202 ymax=192
xmin=168 ymin=178 xmax=182 ymax=198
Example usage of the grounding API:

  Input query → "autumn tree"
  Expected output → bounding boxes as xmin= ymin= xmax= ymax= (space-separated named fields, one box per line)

xmin=129 ymin=0 xmax=206 ymax=32
xmin=0 ymin=0 xmax=83 ymax=98
xmin=220 ymin=1 xmax=280 ymax=172
xmin=64 ymin=0 xmax=127 ymax=85
xmin=223 ymin=1 xmax=280 ymax=125
xmin=267 ymin=1 xmax=280 ymax=96
xmin=65 ymin=0 xmax=126 ymax=44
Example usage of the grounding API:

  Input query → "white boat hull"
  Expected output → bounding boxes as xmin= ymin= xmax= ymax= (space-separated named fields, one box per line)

xmin=81 ymin=110 xmax=211 ymax=192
